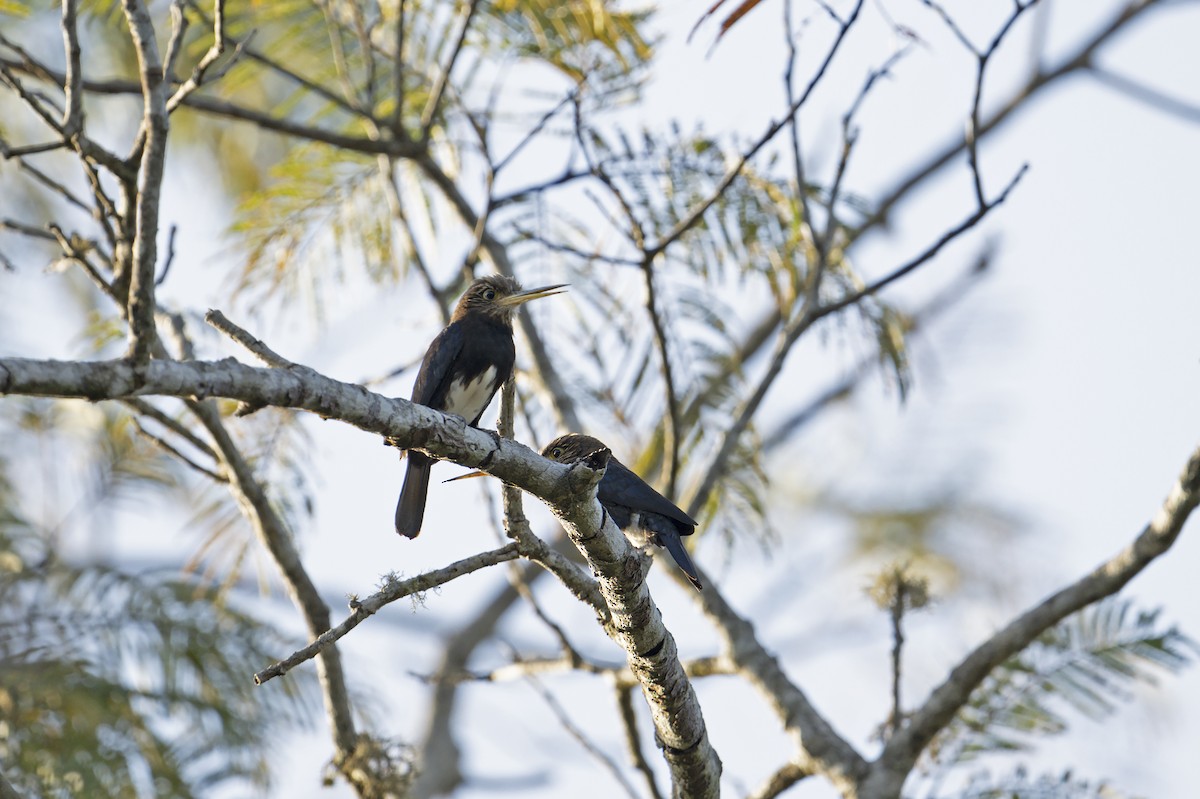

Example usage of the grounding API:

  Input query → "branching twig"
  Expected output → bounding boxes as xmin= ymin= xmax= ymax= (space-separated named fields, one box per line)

xmin=645 ymin=0 xmax=865 ymax=258
xmin=204 ymin=308 xmax=294 ymax=368
xmin=865 ymin=0 xmax=1164 ymax=232
xmin=121 ymin=397 xmax=218 ymax=459
xmin=254 ymin=543 xmax=521 ymax=684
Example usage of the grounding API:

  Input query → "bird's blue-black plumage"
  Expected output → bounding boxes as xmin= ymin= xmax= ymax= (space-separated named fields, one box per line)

xmin=543 ymin=434 xmax=703 ymax=590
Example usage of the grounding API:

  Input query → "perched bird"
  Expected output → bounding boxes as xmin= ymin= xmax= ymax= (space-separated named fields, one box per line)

xmin=542 ymin=433 xmax=704 ymax=591
xmin=395 ymin=275 xmax=566 ymax=538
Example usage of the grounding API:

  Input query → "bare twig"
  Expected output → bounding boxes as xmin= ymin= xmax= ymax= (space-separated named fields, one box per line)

xmin=645 ymin=0 xmax=865 ymax=258
xmin=640 ymin=254 xmax=682 ymax=496
xmin=378 ymin=155 xmax=451 ymax=323
xmin=1090 ymin=65 xmax=1200 ymax=124
xmin=922 ymin=0 xmax=1038 ymax=209
xmin=864 ymin=0 xmax=1164 ymax=232
xmin=420 ymin=0 xmax=480 ymax=136
xmin=254 ymin=543 xmax=521 ymax=684
xmin=121 ymin=397 xmax=218 ymax=459
xmin=168 ymin=0 xmax=245 ymax=112
xmin=525 ymin=674 xmax=642 ymax=799
xmin=204 ymin=308 xmax=294 ymax=368
xmin=132 ymin=418 xmax=227 ymax=482
xmin=155 ymin=224 xmax=177 ymax=286
xmin=746 ymin=761 xmax=814 ymax=799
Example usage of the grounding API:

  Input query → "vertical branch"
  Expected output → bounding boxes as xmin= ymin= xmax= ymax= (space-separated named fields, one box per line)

xmin=868 ymin=566 xmax=929 ymax=740
xmin=888 ymin=581 xmax=906 ymax=735
xmin=120 ymin=0 xmax=171 ymax=368
xmin=498 ymin=375 xmax=526 ymax=535
xmin=391 ymin=0 xmax=406 ymax=132
xmin=640 ymin=254 xmax=682 ymax=497
xmin=59 ymin=0 xmax=82 ymax=136
xmin=616 ymin=683 xmax=665 ymax=799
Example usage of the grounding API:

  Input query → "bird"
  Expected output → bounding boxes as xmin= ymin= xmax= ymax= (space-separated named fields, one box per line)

xmin=394 ymin=275 xmax=566 ymax=538
xmin=542 ymin=433 xmax=704 ymax=591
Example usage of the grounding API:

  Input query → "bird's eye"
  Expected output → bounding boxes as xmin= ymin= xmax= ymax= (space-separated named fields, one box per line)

xmin=551 ymin=447 xmax=562 ymax=459
xmin=483 ymin=289 xmax=496 ymax=300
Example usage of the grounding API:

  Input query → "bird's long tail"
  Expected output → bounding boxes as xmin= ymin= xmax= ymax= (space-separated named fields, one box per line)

xmin=395 ymin=452 xmax=433 ymax=538
xmin=657 ymin=531 xmax=704 ymax=591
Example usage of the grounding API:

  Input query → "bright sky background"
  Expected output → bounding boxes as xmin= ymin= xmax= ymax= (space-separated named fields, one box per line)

xmin=5 ymin=0 xmax=1200 ymax=797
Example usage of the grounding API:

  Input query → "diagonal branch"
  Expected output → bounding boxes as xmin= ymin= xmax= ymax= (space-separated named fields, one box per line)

xmin=863 ymin=0 xmax=1167 ymax=232
xmin=645 ymin=0 xmax=865 ymax=258
xmin=254 ymin=543 xmax=521 ymax=684
xmin=871 ymin=441 xmax=1200 ymax=787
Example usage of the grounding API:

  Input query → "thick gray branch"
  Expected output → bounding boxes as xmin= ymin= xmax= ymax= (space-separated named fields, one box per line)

xmin=553 ymin=454 xmax=722 ymax=798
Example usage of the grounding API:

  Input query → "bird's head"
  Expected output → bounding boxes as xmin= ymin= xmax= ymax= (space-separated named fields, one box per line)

xmin=541 ymin=434 xmax=609 ymax=465
xmin=452 ymin=275 xmax=567 ymax=323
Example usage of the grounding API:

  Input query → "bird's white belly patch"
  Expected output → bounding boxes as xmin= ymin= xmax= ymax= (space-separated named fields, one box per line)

xmin=444 ymin=366 xmax=498 ymax=421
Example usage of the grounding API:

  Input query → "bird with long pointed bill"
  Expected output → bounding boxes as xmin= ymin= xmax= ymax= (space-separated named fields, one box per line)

xmin=394 ymin=275 xmax=566 ymax=538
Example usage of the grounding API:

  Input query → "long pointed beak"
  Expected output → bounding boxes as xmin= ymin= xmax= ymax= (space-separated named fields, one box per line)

xmin=497 ymin=283 xmax=568 ymax=308
xmin=442 ymin=470 xmax=489 ymax=484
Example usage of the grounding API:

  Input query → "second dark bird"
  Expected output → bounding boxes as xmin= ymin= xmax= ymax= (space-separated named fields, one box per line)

xmin=542 ymin=434 xmax=704 ymax=591
xmin=395 ymin=275 xmax=566 ymax=538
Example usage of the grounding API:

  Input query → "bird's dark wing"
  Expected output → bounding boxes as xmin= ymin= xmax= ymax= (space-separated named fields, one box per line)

xmin=411 ymin=321 xmax=465 ymax=409
xmin=598 ymin=458 xmax=698 ymax=533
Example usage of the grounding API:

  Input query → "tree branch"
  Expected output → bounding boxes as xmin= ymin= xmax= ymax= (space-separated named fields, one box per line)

xmin=869 ymin=441 xmax=1200 ymax=793
xmin=120 ymin=0 xmax=171 ymax=368
xmin=553 ymin=451 xmax=722 ymax=797
xmin=254 ymin=543 xmax=520 ymax=684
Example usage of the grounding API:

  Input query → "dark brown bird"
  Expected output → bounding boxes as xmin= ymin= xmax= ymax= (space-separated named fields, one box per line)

xmin=395 ymin=276 xmax=566 ymax=537
xmin=542 ymin=433 xmax=703 ymax=591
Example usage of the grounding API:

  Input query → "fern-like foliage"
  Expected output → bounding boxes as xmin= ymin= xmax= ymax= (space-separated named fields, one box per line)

xmin=0 ymin=475 xmax=320 ymax=797
xmin=502 ymin=123 xmax=912 ymax=542
xmin=929 ymin=598 xmax=1195 ymax=768
xmin=479 ymin=0 xmax=654 ymax=87
xmin=931 ymin=766 xmax=1138 ymax=799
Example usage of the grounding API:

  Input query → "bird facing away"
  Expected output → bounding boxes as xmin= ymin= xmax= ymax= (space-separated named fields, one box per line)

xmin=542 ymin=433 xmax=703 ymax=591
xmin=394 ymin=275 xmax=566 ymax=538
